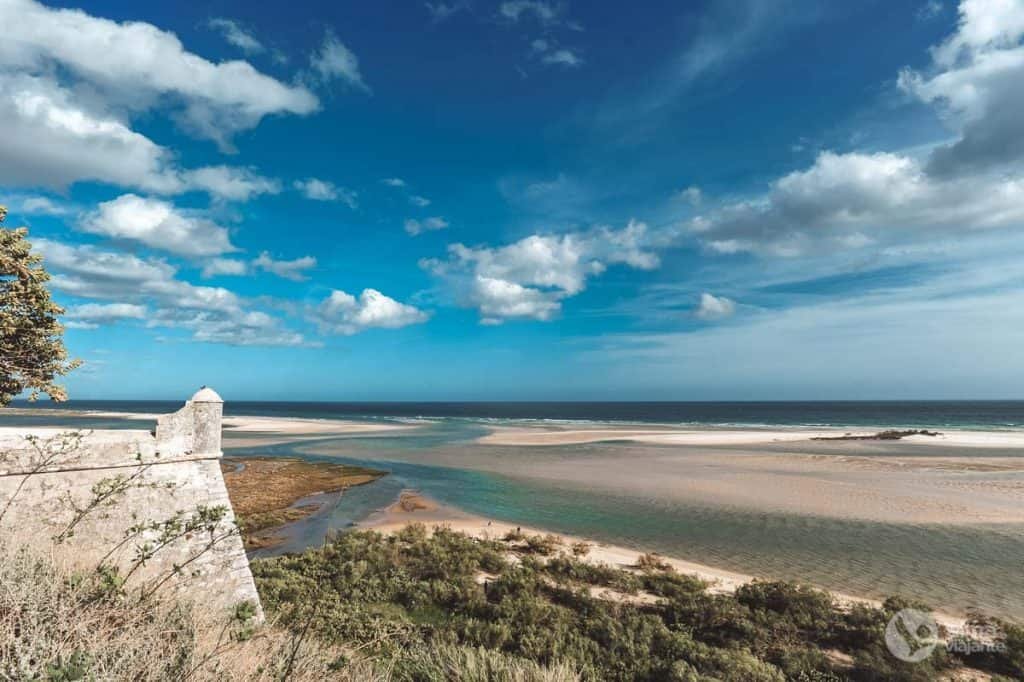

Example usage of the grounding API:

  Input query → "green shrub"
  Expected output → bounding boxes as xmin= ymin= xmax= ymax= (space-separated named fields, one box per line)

xmin=251 ymin=529 xmax=1004 ymax=682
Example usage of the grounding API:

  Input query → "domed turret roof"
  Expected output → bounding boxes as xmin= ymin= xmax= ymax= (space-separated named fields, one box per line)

xmin=190 ymin=386 xmax=223 ymax=403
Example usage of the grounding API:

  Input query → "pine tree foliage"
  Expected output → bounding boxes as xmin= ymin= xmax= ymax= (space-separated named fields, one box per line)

xmin=0 ymin=205 xmax=79 ymax=405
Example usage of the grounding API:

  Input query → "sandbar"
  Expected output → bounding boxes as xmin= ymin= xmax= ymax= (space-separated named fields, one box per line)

xmin=478 ymin=424 xmax=1024 ymax=448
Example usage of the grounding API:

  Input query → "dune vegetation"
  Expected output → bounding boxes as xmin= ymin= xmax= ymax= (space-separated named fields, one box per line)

xmin=2 ymin=506 xmax=1023 ymax=680
xmin=0 ymin=539 xmax=575 ymax=681
xmin=253 ymin=525 xmax=1024 ymax=682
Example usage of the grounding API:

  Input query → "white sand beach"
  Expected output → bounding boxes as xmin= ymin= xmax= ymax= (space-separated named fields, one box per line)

xmin=221 ymin=415 xmax=416 ymax=435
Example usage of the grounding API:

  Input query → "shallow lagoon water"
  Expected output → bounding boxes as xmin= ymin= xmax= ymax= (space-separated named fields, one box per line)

xmin=229 ymin=426 xmax=1024 ymax=622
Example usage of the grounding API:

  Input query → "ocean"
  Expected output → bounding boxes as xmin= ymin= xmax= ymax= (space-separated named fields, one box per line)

xmin=9 ymin=399 xmax=1024 ymax=429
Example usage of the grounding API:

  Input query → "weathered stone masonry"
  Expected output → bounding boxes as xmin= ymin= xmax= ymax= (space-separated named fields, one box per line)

xmin=0 ymin=388 xmax=262 ymax=617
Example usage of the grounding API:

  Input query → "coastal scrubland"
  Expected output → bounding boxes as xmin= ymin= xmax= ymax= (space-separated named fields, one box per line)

xmin=4 ymin=520 xmax=1022 ymax=680
xmin=0 ymin=539 xmax=576 ymax=681
xmin=252 ymin=524 xmax=1024 ymax=681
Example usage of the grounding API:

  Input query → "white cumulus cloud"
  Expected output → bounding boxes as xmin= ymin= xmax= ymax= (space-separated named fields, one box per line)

xmin=81 ymin=194 xmax=237 ymax=257
xmin=64 ymin=302 xmax=147 ymax=329
xmin=0 ymin=0 xmax=318 ymax=148
xmin=694 ymin=293 xmax=736 ymax=320
xmin=34 ymin=238 xmax=310 ymax=346
xmin=312 ymin=289 xmax=429 ymax=335
xmin=688 ymin=151 xmax=1024 ymax=256
xmin=201 ymin=258 xmax=248 ymax=278
xmin=899 ymin=0 xmax=1024 ymax=176
xmin=183 ymin=166 xmax=280 ymax=202
xmin=252 ymin=252 xmax=317 ymax=281
xmin=422 ymin=221 xmax=660 ymax=323
xmin=0 ymin=74 xmax=183 ymax=194
xmin=0 ymin=75 xmax=281 ymax=198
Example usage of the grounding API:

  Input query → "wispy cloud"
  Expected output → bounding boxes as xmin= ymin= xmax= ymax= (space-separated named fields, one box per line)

xmin=34 ymin=238 xmax=311 ymax=347
xmin=916 ymin=0 xmax=944 ymax=21
xmin=207 ymin=17 xmax=264 ymax=54
xmin=201 ymin=258 xmax=248 ymax=279
xmin=293 ymin=178 xmax=358 ymax=207
xmin=65 ymin=302 xmax=147 ymax=330
xmin=587 ymin=263 xmax=1024 ymax=398
xmin=404 ymin=217 xmax=449 ymax=235
xmin=4 ymin=194 xmax=74 ymax=217
xmin=307 ymin=29 xmax=369 ymax=92
xmin=540 ymin=47 xmax=583 ymax=67
xmin=499 ymin=0 xmax=563 ymax=25
xmin=253 ymin=252 xmax=317 ymax=282
xmin=425 ymin=1 xmax=471 ymax=22
xmin=592 ymin=0 xmax=822 ymax=133
xmin=675 ymin=186 xmax=702 ymax=206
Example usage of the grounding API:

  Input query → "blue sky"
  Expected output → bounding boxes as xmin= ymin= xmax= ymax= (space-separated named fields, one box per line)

xmin=2 ymin=0 xmax=1024 ymax=400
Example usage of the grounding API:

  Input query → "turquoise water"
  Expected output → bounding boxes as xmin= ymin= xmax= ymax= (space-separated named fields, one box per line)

xmin=232 ymin=431 xmax=1024 ymax=622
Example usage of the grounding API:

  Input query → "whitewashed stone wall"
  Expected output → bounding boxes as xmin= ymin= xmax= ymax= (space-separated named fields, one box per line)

xmin=0 ymin=388 xmax=262 ymax=619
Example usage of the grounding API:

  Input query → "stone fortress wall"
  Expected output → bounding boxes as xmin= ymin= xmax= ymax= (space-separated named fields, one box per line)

xmin=0 ymin=388 xmax=261 ymax=617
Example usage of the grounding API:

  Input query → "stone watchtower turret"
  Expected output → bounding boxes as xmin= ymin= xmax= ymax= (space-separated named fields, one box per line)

xmin=154 ymin=386 xmax=225 ymax=458
xmin=0 ymin=387 xmax=262 ymax=619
